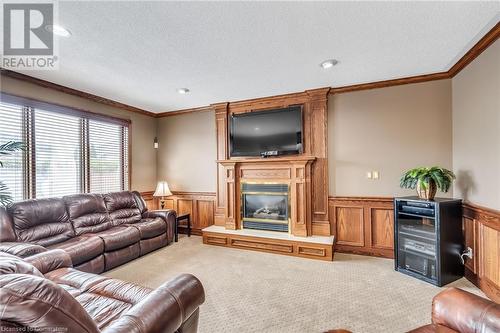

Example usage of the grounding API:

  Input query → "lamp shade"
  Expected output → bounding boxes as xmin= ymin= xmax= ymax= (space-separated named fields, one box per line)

xmin=153 ymin=181 xmax=173 ymax=197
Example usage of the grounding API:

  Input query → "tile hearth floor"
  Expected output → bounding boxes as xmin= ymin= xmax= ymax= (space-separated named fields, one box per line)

xmin=106 ymin=235 xmax=483 ymax=333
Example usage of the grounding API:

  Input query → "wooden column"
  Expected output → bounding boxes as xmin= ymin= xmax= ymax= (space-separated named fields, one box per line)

xmin=213 ymin=102 xmax=229 ymax=226
xmin=291 ymin=160 xmax=313 ymax=237
xmin=220 ymin=161 xmax=237 ymax=230
xmin=306 ymin=88 xmax=330 ymax=235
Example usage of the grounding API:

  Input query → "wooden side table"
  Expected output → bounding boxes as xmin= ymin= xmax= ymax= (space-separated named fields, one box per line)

xmin=175 ymin=213 xmax=191 ymax=242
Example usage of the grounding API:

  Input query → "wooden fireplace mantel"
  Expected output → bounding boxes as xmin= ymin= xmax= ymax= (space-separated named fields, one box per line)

xmin=218 ymin=157 xmax=315 ymax=237
xmin=212 ymin=87 xmax=331 ymax=237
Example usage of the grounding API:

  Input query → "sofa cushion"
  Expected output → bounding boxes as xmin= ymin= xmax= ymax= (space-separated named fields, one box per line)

xmin=48 ymin=235 xmax=104 ymax=266
xmin=0 ymin=242 xmax=46 ymax=258
xmin=128 ymin=217 xmax=166 ymax=239
xmin=104 ymin=191 xmax=142 ymax=226
xmin=8 ymin=198 xmax=74 ymax=246
xmin=0 ymin=252 xmax=43 ymax=277
xmin=45 ymin=266 xmax=151 ymax=330
xmin=0 ymin=273 xmax=100 ymax=332
xmin=63 ymin=194 xmax=113 ymax=235
xmin=0 ymin=207 xmax=16 ymax=242
xmin=93 ymin=226 xmax=140 ymax=252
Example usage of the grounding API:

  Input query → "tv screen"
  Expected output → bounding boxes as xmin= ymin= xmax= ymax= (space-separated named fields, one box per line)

xmin=230 ymin=106 xmax=303 ymax=157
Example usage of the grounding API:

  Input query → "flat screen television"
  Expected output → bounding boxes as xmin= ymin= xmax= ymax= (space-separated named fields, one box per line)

xmin=229 ymin=106 xmax=303 ymax=157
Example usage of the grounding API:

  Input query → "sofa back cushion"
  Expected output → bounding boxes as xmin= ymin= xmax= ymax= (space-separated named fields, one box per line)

xmin=0 ymin=207 xmax=16 ymax=242
xmin=104 ymin=191 xmax=142 ymax=226
xmin=0 ymin=273 xmax=99 ymax=333
xmin=63 ymin=194 xmax=113 ymax=235
xmin=8 ymin=199 xmax=74 ymax=246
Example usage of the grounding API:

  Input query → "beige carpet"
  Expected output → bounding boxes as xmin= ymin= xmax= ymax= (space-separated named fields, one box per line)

xmin=105 ymin=235 xmax=483 ymax=333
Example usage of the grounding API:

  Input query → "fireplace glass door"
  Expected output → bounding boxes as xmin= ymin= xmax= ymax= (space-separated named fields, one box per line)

xmin=241 ymin=183 xmax=289 ymax=232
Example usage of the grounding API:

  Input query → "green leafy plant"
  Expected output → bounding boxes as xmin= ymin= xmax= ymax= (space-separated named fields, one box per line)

xmin=0 ymin=141 xmax=25 ymax=207
xmin=400 ymin=166 xmax=456 ymax=199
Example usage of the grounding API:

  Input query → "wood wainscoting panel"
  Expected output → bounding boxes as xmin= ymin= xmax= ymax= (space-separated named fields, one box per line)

xmin=480 ymin=224 xmax=500 ymax=290
xmin=177 ymin=199 xmax=194 ymax=217
xmin=140 ymin=191 xmax=216 ymax=236
xmin=370 ymin=208 xmax=394 ymax=250
xmin=463 ymin=202 xmax=500 ymax=303
xmin=334 ymin=206 xmax=364 ymax=247
xmin=462 ymin=216 xmax=477 ymax=274
xmin=197 ymin=199 xmax=215 ymax=229
xmin=329 ymin=197 xmax=394 ymax=258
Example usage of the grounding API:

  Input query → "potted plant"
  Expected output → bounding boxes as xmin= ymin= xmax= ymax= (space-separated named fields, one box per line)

xmin=400 ymin=166 xmax=456 ymax=200
xmin=0 ymin=141 xmax=25 ymax=207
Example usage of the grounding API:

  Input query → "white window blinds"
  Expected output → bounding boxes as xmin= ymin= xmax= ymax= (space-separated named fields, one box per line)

xmin=34 ymin=109 xmax=82 ymax=198
xmin=89 ymin=120 xmax=129 ymax=193
xmin=0 ymin=93 xmax=130 ymax=201
xmin=0 ymin=102 xmax=25 ymax=202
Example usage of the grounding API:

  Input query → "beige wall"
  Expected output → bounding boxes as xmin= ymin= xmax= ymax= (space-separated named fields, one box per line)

xmin=157 ymin=111 xmax=217 ymax=192
xmin=452 ymin=39 xmax=500 ymax=210
xmin=0 ymin=75 xmax=157 ymax=192
xmin=328 ymin=79 xmax=453 ymax=197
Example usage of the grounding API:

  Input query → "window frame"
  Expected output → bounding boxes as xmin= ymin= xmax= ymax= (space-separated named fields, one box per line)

xmin=0 ymin=92 xmax=132 ymax=198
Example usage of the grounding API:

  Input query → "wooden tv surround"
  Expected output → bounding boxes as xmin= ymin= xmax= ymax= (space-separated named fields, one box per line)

xmin=202 ymin=88 xmax=334 ymax=260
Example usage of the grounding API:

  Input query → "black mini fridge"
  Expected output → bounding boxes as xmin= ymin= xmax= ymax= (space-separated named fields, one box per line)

xmin=394 ymin=196 xmax=463 ymax=286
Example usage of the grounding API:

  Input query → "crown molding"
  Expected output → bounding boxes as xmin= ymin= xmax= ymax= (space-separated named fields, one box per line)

xmin=330 ymin=22 xmax=499 ymax=95
xmin=0 ymin=68 xmax=157 ymax=118
xmin=2 ymin=22 xmax=498 ymax=118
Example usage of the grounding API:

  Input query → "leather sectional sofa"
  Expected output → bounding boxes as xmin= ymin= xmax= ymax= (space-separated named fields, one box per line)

xmin=0 ymin=191 xmax=206 ymax=332
xmin=0 ymin=191 xmax=176 ymax=273
xmin=0 ymin=249 xmax=205 ymax=332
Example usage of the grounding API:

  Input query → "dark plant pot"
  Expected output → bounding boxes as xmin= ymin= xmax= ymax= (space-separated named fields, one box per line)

xmin=416 ymin=180 xmax=437 ymax=200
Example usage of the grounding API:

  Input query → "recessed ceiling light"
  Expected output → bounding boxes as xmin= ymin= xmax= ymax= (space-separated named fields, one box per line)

xmin=177 ymin=88 xmax=190 ymax=94
xmin=45 ymin=25 xmax=72 ymax=38
xmin=320 ymin=59 xmax=338 ymax=69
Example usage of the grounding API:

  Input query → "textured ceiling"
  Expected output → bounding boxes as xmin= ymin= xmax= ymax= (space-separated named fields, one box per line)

xmin=13 ymin=1 xmax=500 ymax=113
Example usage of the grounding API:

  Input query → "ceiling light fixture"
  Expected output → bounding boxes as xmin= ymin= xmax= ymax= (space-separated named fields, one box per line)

xmin=177 ymin=88 xmax=190 ymax=94
xmin=320 ymin=59 xmax=338 ymax=69
xmin=45 ymin=24 xmax=72 ymax=37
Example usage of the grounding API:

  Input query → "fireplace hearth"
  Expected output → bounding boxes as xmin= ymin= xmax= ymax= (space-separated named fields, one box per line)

xmin=241 ymin=183 xmax=289 ymax=232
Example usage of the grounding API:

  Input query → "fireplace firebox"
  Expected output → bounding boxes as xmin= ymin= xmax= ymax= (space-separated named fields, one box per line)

xmin=241 ymin=183 xmax=289 ymax=232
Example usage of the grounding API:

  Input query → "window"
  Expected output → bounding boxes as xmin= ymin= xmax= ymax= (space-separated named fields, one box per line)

xmin=0 ymin=102 xmax=24 ymax=201
xmin=35 ymin=109 xmax=82 ymax=198
xmin=89 ymin=120 xmax=128 ymax=193
xmin=0 ymin=93 xmax=130 ymax=201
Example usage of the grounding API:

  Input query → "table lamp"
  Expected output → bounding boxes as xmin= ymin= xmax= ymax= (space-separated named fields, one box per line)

xmin=153 ymin=181 xmax=172 ymax=209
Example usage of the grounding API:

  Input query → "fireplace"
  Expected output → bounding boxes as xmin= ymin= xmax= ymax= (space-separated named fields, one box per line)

xmin=241 ymin=183 xmax=289 ymax=232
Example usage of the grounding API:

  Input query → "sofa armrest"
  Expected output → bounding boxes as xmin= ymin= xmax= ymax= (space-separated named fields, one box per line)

xmin=25 ymin=249 xmax=72 ymax=274
xmin=143 ymin=209 xmax=176 ymax=243
xmin=432 ymin=287 xmax=500 ymax=333
xmin=102 ymin=274 xmax=205 ymax=333
xmin=0 ymin=242 xmax=47 ymax=258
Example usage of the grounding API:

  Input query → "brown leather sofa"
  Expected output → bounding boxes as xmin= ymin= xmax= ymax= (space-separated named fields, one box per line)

xmin=0 ymin=191 xmax=176 ymax=273
xmin=0 ymin=249 xmax=205 ymax=332
xmin=409 ymin=287 xmax=499 ymax=333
